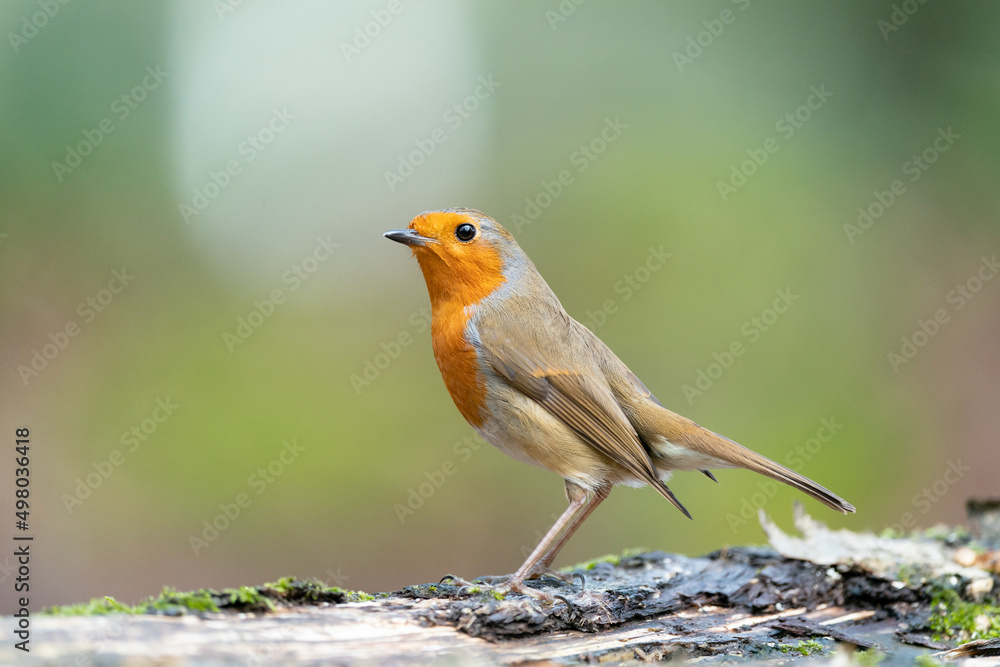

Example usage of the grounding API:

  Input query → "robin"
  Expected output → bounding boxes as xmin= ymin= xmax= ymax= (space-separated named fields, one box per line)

xmin=384 ymin=208 xmax=854 ymax=597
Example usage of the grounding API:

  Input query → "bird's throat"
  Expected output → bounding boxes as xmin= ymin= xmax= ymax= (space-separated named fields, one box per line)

xmin=415 ymin=245 xmax=507 ymax=429
xmin=415 ymin=246 xmax=506 ymax=311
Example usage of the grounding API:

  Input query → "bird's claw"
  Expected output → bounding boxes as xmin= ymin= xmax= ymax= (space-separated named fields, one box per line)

xmin=526 ymin=567 xmax=586 ymax=589
xmin=553 ymin=594 xmax=576 ymax=616
xmin=493 ymin=578 xmax=556 ymax=603
xmin=439 ymin=569 xmax=581 ymax=605
xmin=439 ymin=573 xmax=476 ymax=587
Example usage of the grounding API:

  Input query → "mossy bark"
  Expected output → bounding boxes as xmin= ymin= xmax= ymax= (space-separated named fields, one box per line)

xmin=8 ymin=501 xmax=999 ymax=665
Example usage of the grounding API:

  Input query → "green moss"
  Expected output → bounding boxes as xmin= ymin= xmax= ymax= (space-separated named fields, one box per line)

xmin=566 ymin=547 xmax=652 ymax=572
xmin=490 ymin=589 xmax=506 ymax=601
xmin=348 ymin=591 xmax=375 ymax=602
xmin=45 ymin=577 xmax=349 ymax=616
xmin=46 ymin=587 xmax=223 ymax=616
xmin=922 ymin=524 xmax=971 ymax=543
xmin=565 ymin=547 xmax=651 ymax=572
xmin=928 ymin=588 xmax=1000 ymax=642
xmin=895 ymin=563 xmax=935 ymax=588
xmin=857 ymin=649 xmax=886 ymax=667
xmin=145 ymin=587 xmax=222 ymax=614
xmin=46 ymin=596 xmax=138 ymax=616
xmin=263 ymin=577 xmax=347 ymax=604
xmin=566 ymin=553 xmax=620 ymax=571
xmin=227 ymin=585 xmax=275 ymax=611
xmin=263 ymin=576 xmax=300 ymax=594
xmin=776 ymin=640 xmax=824 ymax=656
xmin=914 ymin=656 xmax=943 ymax=667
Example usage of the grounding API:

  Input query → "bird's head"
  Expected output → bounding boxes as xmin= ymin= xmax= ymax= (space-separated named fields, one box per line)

xmin=384 ymin=208 xmax=525 ymax=307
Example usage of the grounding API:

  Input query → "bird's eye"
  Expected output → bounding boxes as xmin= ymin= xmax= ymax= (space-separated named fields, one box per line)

xmin=455 ymin=223 xmax=477 ymax=242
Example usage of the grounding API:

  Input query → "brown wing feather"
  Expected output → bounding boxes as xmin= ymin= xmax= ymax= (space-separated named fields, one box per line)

xmin=482 ymin=340 xmax=692 ymax=518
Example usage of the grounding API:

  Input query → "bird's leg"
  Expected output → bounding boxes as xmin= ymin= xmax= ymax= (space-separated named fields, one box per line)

xmin=499 ymin=481 xmax=610 ymax=597
xmin=533 ymin=481 xmax=611 ymax=578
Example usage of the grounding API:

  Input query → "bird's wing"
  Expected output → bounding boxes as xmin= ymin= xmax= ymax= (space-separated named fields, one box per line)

xmin=478 ymin=332 xmax=692 ymax=518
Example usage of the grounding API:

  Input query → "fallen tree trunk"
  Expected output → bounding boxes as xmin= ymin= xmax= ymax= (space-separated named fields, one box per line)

xmin=7 ymin=501 xmax=999 ymax=665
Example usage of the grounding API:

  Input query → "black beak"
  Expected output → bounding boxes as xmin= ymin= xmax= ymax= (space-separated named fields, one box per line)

xmin=383 ymin=229 xmax=434 ymax=247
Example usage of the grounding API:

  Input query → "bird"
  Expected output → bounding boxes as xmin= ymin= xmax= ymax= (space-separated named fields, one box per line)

xmin=384 ymin=208 xmax=854 ymax=597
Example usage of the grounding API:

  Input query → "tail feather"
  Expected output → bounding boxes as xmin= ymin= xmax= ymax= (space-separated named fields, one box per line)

xmin=648 ymin=409 xmax=855 ymax=515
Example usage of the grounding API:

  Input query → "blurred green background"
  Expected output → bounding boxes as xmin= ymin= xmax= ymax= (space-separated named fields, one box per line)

xmin=2 ymin=1 xmax=999 ymax=612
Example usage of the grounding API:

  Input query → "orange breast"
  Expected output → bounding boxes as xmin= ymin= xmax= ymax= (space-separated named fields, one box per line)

xmin=412 ymin=213 xmax=508 ymax=428
xmin=432 ymin=302 xmax=487 ymax=427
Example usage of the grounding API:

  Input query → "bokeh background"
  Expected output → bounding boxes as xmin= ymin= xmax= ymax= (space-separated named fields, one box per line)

xmin=2 ymin=1 xmax=999 ymax=613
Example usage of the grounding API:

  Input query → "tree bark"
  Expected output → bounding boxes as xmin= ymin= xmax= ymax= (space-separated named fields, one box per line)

xmin=7 ymin=501 xmax=999 ymax=665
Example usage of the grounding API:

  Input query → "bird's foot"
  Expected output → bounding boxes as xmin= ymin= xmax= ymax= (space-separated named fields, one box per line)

xmin=528 ymin=567 xmax=586 ymax=588
xmin=493 ymin=568 xmax=584 ymax=603
xmin=439 ymin=573 xmax=575 ymax=604
xmin=438 ymin=574 xmax=479 ymax=588
xmin=438 ymin=574 xmax=535 ymax=599
xmin=495 ymin=577 xmax=555 ymax=603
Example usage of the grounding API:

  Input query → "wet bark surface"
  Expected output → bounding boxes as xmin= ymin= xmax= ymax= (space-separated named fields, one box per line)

xmin=7 ymin=503 xmax=1000 ymax=666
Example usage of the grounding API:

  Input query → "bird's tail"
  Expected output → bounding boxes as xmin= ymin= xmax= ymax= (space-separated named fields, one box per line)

xmin=647 ymin=409 xmax=855 ymax=515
